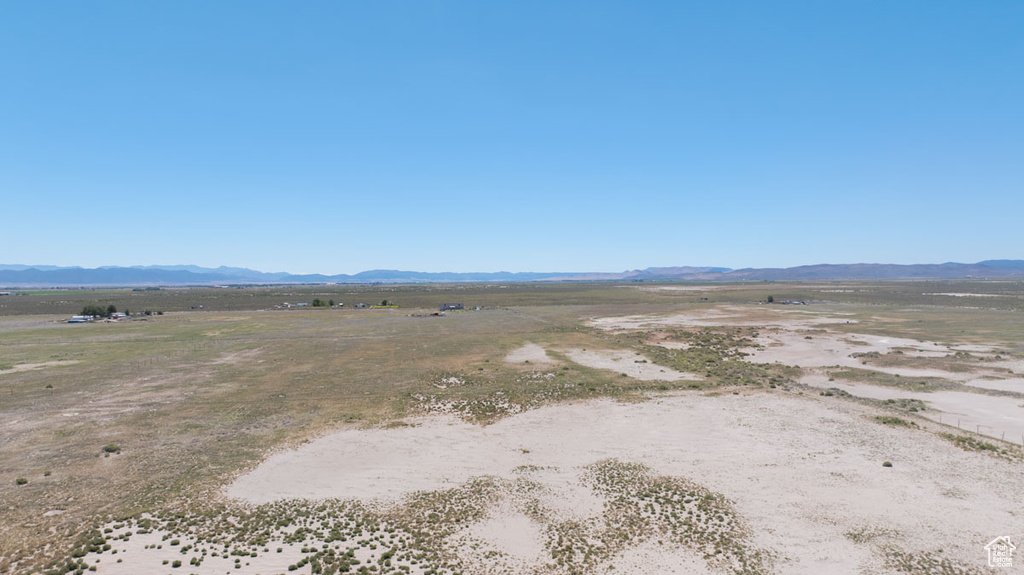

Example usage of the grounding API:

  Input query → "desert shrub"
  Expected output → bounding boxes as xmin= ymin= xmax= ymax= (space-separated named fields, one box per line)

xmin=940 ymin=433 xmax=1021 ymax=460
xmin=882 ymin=461 xmax=893 ymax=467
xmin=102 ymin=444 xmax=121 ymax=454
xmin=15 ymin=477 xmax=28 ymax=485
xmin=875 ymin=416 xmax=917 ymax=428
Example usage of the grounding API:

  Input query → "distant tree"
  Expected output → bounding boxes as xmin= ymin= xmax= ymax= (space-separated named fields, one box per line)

xmin=124 ymin=309 xmax=130 ymax=316
xmin=312 ymin=299 xmax=322 ymax=307
xmin=381 ymin=299 xmax=389 ymax=306
xmin=328 ymin=299 xmax=335 ymax=307
xmin=767 ymin=295 xmax=774 ymax=303
xmin=107 ymin=304 xmax=117 ymax=316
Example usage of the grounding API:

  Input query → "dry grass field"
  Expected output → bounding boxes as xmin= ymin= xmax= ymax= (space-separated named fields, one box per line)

xmin=1 ymin=281 xmax=1023 ymax=575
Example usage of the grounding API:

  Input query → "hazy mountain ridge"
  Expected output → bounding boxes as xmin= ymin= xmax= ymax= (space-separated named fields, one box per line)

xmin=0 ymin=261 xmax=1022 ymax=287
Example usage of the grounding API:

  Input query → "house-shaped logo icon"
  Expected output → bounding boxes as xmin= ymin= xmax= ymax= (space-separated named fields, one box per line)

xmin=985 ymin=536 xmax=1016 ymax=568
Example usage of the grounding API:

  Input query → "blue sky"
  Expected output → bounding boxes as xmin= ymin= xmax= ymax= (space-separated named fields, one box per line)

xmin=2 ymin=2 xmax=1021 ymax=274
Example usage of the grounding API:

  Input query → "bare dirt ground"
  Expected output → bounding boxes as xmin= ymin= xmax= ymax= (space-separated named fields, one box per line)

xmin=587 ymin=306 xmax=847 ymax=331
xmin=745 ymin=329 xmax=1014 ymax=382
xmin=735 ymin=314 xmax=1024 ymax=442
xmin=214 ymin=392 xmax=1021 ymax=574
xmin=964 ymin=377 xmax=1024 ymax=393
xmin=589 ymin=305 xmax=1024 ymax=444
xmin=562 ymin=348 xmax=700 ymax=381
xmin=505 ymin=343 xmax=558 ymax=365
xmin=0 ymin=360 xmax=80 ymax=374
xmin=800 ymin=373 xmax=1024 ymax=439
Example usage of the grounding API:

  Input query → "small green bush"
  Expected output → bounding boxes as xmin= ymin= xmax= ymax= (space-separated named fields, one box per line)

xmin=15 ymin=477 xmax=28 ymax=485
xmin=874 ymin=416 xmax=917 ymax=428
xmin=102 ymin=444 xmax=121 ymax=454
xmin=882 ymin=461 xmax=893 ymax=467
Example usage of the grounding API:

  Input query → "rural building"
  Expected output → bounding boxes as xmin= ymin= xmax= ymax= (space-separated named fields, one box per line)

xmin=440 ymin=303 xmax=464 ymax=311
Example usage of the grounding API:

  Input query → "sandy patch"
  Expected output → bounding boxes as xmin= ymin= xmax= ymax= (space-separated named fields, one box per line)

xmin=648 ymin=340 xmax=691 ymax=350
xmin=950 ymin=343 xmax=998 ymax=353
xmin=588 ymin=306 xmax=854 ymax=331
xmin=798 ymin=375 xmax=1024 ymax=440
xmin=964 ymin=377 xmax=1024 ymax=393
xmin=562 ymin=348 xmax=699 ymax=381
xmin=224 ymin=393 xmax=1022 ymax=574
xmin=207 ymin=347 xmax=263 ymax=365
xmin=588 ymin=308 xmax=747 ymax=330
xmin=585 ymin=306 xmax=1024 ymax=444
xmin=745 ymin=327 xmax=1024 ymax=440
xmin=746 ymin=331 xmax=950 ymax=372
xmin=715 ymin=315 xmax=1020 ymax=383
xmin=452 ymin=500 xmax=546 ymax=571
xmin=596 ymin=540 xmax=715 ymax=574
xmin=920 ymin=391 xmax=1024 ymax=438
xmin=631 ymin=285 xmax=728 ymax=292
xmin=0 ymin=360 xmax=79 ymax=375
xmin=504 ymin=343 xmax=557 ymax=365
xmin=84 ymin=524 xmax=311 ymax=575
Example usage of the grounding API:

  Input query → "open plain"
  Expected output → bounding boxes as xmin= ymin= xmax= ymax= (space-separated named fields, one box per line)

xmin=1 ymin=281 xmax=1023 ymax=575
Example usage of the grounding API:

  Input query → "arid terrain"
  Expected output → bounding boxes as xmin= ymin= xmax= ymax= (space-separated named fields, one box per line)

xmin=1 ymin=281 xmax=1023 ymax=574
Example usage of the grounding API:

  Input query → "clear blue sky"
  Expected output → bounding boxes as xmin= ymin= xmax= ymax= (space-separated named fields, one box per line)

xmin=2 ymin=2 xmax=1021 ymax=274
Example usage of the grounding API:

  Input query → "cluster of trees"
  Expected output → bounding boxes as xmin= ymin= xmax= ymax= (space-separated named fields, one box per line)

xmin=80 ymin=304 xmax=117 ymax=318
xmin=79 ymin=305 xmax=163 ymax=318
xmin=311 ymin=299 xmax=334 ymax=307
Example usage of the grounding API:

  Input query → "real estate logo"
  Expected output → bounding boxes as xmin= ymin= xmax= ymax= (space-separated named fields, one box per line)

xmin=985 ymin=536 xmax=1016 ymax=568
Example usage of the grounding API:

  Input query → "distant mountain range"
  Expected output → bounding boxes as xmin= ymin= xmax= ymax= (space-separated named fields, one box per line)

xmin=0 ymin=261 xmax=1022 ymax=287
